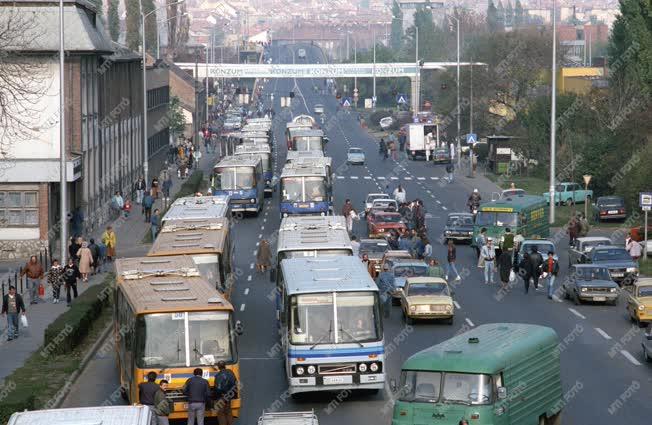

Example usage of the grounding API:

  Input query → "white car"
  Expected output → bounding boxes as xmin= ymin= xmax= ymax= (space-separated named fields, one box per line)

xmin=314 ymin=104 xmax=324 ymax=114
xmin=365 ymin=193 xmax=391 ymax=213
xmin=347 ymin=147 xmax=365 ymax=165
xmin=379 ymin=116 xmax=394 ymax=130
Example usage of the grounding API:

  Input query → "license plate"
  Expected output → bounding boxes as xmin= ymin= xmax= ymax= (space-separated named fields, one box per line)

xmin=608 ymin=210 xmax=619 ymax=214
xmin=593 ymin=296 xmax=606 ymax=302
xmin=298 ymin=203 xmax=310 ymax=208
xmin=323 ymin=375 xmax=352 ymax=385
xmin=181 ymin=403 xmax=188 ymax=410
xmin=612 ymin=272 xmax=624 ymax=277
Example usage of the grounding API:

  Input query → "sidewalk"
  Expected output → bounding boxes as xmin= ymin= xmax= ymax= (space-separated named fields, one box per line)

xmin=0 ymin=147 xmax=220 ymax=382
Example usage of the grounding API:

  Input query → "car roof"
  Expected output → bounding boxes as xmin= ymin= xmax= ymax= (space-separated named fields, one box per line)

xmin=521 ymin=239 xmax=554 ymax=244
xmin=447 ymin=212 xmax=473 ymax=217
xmin=634 ymin=278 xmax=652 ymax=287
xmin=348 ymin=147 xmax=363 ymax=151
xmin=391 ymin=259 xmax=427 ymax=266
xmin=367 ymin=193 xmax=389 ymax=198
xmin=577 ymin=236 xmax=612 ymax=242
xmin=572 ymin=264 xmax=609 ymax=269
xmin=406 ymin=277 xmax=448 ymax=285
xmin=360 ymin=239 xmax=388 ymax=244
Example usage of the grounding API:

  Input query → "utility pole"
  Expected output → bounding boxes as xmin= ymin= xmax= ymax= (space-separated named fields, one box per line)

xmin=354 ymin=38 xmax=357 ymax=93
xmin=549 ymin=0 xmax=557 ymax=223
xmin=415 ymin=25 xmax=419 ymax=114
xmin=59 ymin=0 xmax=67 ymax=263
xmin=205 ymin=44 xmax=209 ymax=128
xmin=470 ymin=58 xmax=473 ymax=135
xmin=455 ymin=15 xmax=461 ymax=169
xmin=373 ymin=26 xmax=376 ymax=109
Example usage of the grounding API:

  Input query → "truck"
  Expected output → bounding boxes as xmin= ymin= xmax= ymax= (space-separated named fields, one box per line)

xmin=542 ymin=182 xmax=593 ymax=205
xmin=404 ymin=123 xmax=437 ymax=160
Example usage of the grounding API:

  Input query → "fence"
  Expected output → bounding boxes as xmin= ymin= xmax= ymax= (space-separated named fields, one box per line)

xmin=1 ymin=246 xmax=53 ymax=299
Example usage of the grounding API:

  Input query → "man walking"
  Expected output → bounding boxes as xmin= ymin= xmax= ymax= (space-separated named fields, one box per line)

xmin=480 ymin=238 xmax=497 ymax=285
xmin=143 ymin=191 xmax=154 ymax=223
xmin=214 ymin=361 xmax=238 ymax=425
xmin=446 ymin=240 xmax=462 ymax=281
xmin=543 ymin=251 xmax=559 ymax=300
xmin=162 ymin=175 xmax=173 ymax=202
xmin=529 ymin=246 xmax=543 ymax=291
xmin=153 ymin=380 xmax=171 ymax=425
xmin=183 ymin=368 xmax=211 ymax=425
xmin=445 ymin=162 xmax=454 ymax=183
xmin=20 ymin=255 xmax=44 ymax=305
xmin=151 ymin=209 xmax=161 ymax=242
xmin=376 ymin=264 xmax=395 ymax=319
xmin=135 ymin=177 xmax=146 ymax=205
xmin=138 ymin=371 xmax=159 ymax=419
xmin=2 ymin=286 xmax=26 ymax=341
xmin=341 ymin=199 xmax=355 ymax=233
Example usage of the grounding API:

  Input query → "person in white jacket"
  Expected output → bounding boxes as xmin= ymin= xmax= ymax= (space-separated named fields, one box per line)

xmin=393 ymin=185 xmax=406 ymax=204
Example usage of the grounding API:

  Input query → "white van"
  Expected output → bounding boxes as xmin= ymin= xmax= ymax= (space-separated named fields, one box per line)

xmin=7 ymin=405 xmax=152 ymax=425
xmin=258 ymin=411 xmax=319 ymax=425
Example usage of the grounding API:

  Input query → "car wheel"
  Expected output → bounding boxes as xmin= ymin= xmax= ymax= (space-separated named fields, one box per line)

xmin=445 ymin=316 xmax=454 ymax=325
xmin=573 ymin=291 xmax=581 ymax=305
xmin=392 ymin=297 xmax=400 ymax=306
xmin=645 ymin=347 xmax=652 ymax=363
xmin=566 ymin=198 xmax=574 ymax=206
xmin=563 ymin=286 xmax=570 ymax=300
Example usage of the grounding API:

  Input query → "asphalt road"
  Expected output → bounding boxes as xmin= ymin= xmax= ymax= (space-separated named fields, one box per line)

xmin=61 ymin=43 xmax=652 ymax=424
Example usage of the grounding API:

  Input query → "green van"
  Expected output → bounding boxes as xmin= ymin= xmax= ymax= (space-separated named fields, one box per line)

xmin=472 ymin=195 xmax=549 ymax=247
xmin=391 ymin=323 xmax=562 ymax=425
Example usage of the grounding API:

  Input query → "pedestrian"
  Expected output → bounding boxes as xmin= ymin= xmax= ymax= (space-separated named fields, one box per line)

xmin=567 ymin=215 xmax=580 ymax=246
xmin=361 ymin=254 xmax=375 ymax=278
xmin=393 ymin=185 xmax=406 ymax=204
xmin=501 ymin=227 xmax=515 ymax=253
xmin=153 ymin=380 xmax=171 ymax=425
xmin=256 ymin=239 xmax=272 ymax=272
xmin=139 ymin=371 xmax=159 ymax=416
xmin=398 ymin=231 xmax=411 ymax=251
xmin=399 ymin=131 xmax=406 ymax=152
xmin=76 ymin=241 xmax=93 ymax=282
xmin=480 ymin=238 xmax=497 ymax=284
xmin=68 ymin=236 xmax=81 ymax=265
xmin=542 ymin=251 xmax=559 ymax=300
xmin=47 ymin=259 xmax=64 ymax=304
xmin=111 ymin=191 xmax=124 ymax=218
xmin=376 ymin=264 xmax=395 ymax=318
xmin=150 ymin=209 xmax=161 ymax=242
xmin=423 ymin=238 xmax=433 ymax=263
xmin=88 ymin=238 xmax=100 ymax=275
xmin=529 ymin=246 xmax=543 ymax=291
xmin=579 ymin=213 xmax=590 ymax=237
xmin=194 ymin=148 xmax=202 ymax=169
xmin=151 ymin=177 xmax=160 ymax=199
xmin=626 ymin=238 xmax=642 ymax=261
xmin=497 ymin=250 xmax=513 ymax=290
xmin=123 ymin=197 xmax=132 ymax=218
xmin=143 ymin=191 xmax=155 ymax=222
xmin=379 ymin=138 xmax=387 ymax=158
xmin=518 ymin=252 xmax=533 ymax=294
xmin=474 ymin=228 xmax=487 ymax=260
xmin=183 ymin=368 xmax=211 ymax=425
xmin=351 ymin=235 xmax=360 ymax=257
xmin=446 ymin=240 xmax=461 ymax=281
xmin=445 ymin=163 xmax=454 ymax=183
xmin=214 ymin=361 xmax=238 ymax=425
xmin=459 ymin=420 xmax=469 ymax=425
xmin=414 ymin=200 xmax=426 ymax=232
xmin=96 ymin=239 xmax=107 ymax=273
xmin=2 ymin=285 xmax=26 ymax=341
xmin=20 ymin=255 xmax=44 ymax=305
xmin=428 ymin=258 xmax=445 ymax=278
xmin=391 ymin=141 xmax=398 ymax=160
xmin=162 ymin=175 xmax=173 ymax=201
xmin=63 ymin=257 xmax=80 ymax=307
xmin=135 ymin=177 xmax=146 ymax=205
xmin=102 ymin=226 xmax=117 ymax=261
xmin=341 ymin=199 xmax=354 ymax=233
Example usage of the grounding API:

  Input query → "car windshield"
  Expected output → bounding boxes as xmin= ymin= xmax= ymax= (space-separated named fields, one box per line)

xmin=394 ymin=266 xmax=428 ymax=277
xmin=502 ymin=189 xmax=525 ymax=198
xmin=136 ymin=311 xmax=233 ymax=368
xmin=638 ymin=287 xmax=652 ymax=297
xmin=290 ymin=292 xmax=380 ymax=345
xmin=216 ymin=167 xmax=254 ymax=190
xmin=367 ymin=195 xmax=389 ymax=204
xmin=360 ymin=241 xmax=389 ymax=253
xmin=399 ymin=371 xmax=493 ymax=405
xmin=475 ymin=212 xmax=518 ymax=227
xmin=598 ymin=197 xmax=624 ymax=207
xmin=582 ymin=239 xmax=611 ymax=251
xmin=447 ymin=215 xmax=473 ymax=226
xmin=407 ymin=282 xmax=449 ymax=296
xmin=349 ymin=148 xmax=363 ymax=154
xmin=593 ymin=248 xmax=631 ymax=262
xmin=376 ymin=214 xmax=402 ymax=223
xmin=575 ymin=267 xmax=611 ymax=281
xmin=521 ymin=242 xmax=555 ymax=255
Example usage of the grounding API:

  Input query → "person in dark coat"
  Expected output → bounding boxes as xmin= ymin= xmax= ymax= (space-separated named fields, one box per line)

xmin=518 ymin=252 xmax=533 ymax=294
xmin=63 ymin=257 xmax=81 ymax=307
xmin=257 ymin=239 xmax=272 ymax=272
xmin=529 ymin=246 xmax=543 ymax=291
xmin=2 ymin=285 xmax=26 ymax=341
xmin=498 ymin=250 xmax=513 ymax=290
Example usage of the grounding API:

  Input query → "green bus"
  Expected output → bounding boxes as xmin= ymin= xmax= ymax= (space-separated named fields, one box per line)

xmin=391 ymin=323 xmax=563 ymax=425
xmin=472 ymin=195 xmax=549 ymax=247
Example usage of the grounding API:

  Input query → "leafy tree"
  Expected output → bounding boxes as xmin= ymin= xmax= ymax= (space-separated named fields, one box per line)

xmin=390 ymin=0 xmax=403 ymax=51
xmin=496 ymin=0 xmax=505 ymax=30
xmin=143 ymin=0 xmax=157 ymax=54
xmin=168 ymin=96 xmax=186 ymax=136
xmin=514 ymin=0 xmax=525 ymax=28
xmin=487 ymin=0 xmax=500 ymax=33
xmin=125 ymin=0 xmax=140 ymax=51
xmin=108 ymin=0 xmax=120 ymax=42
xmin=505 ymin=0 xmax=514 ymax=27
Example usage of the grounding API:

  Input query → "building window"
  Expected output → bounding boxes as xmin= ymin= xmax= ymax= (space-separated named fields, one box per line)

xmin=147 ymin=86 xmax=170 ymax=110
xmin=0 ymin=191 xmax=39 ymax=227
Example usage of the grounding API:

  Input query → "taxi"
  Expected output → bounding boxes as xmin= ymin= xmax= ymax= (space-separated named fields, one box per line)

xmin=626 ymin=278 xmax=652 ymax=326
xmin=399 ymin=277 xmax=454 ymax=325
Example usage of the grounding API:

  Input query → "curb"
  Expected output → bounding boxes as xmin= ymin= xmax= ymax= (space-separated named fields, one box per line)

xmin=52 ymin=321 xmax=113 ymax=408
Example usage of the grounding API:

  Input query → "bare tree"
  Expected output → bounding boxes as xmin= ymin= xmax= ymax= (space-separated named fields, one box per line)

xmin=166 ymin=0 xmax=189 ymax=60
xmin=0 ymin=7 xmax=53 ymax=159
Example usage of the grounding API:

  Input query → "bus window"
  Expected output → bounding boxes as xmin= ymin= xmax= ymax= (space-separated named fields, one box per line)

xmin=291 ymin=294 xmax=334 ymax=344
xmin=281 ymin=178 xmax=303 ymax=202
xmin=336 ymin=292 xmax=381 ymax=343
xmin=305 ymin=177 xmax=326 ymax=202
xmin=495 ymin=212 xmax=517 ymax=227
xmin=188 ymin=311 xmax=233 ymax=365
xmin=476 ymin=212 xmax=518 ymax=227
xmin=399 ymin=370 xmax=442 ymax=403
xmin=476 ymin=212 xmax=495 ymax=226
xmin=136 ymin=313 xmax=187 ymax=368
xmin=217 ymin=168 xmax=254 ymax=190
xmin=192 ymin=254 xmax=221 ymax=286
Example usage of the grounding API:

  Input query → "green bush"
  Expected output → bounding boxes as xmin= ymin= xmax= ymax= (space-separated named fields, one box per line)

xmin=43 ymin=277 xmax=112 ymax=356
xmin=175 ymin=170 xmax=204 ymax=198
xmin=0 ymin=392 xmax=35 ymax=424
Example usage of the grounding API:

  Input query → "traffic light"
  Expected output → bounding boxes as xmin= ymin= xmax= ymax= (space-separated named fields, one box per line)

xmin=289 ymin=91 xmax=295 ymax=98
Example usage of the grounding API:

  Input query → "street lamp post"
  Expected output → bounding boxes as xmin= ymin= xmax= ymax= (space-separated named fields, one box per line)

xmin=455 ymin=15 xmax=461 ymax=169
xmin=549 ymin=0 xmax=557 ymax=224
xmin=415 ymin=25 xmax=419 ymax=114
xmin=59 ymin=0 xmax=67 ymax=263
xmin=373 ymin=26 xmax=376 ymax=110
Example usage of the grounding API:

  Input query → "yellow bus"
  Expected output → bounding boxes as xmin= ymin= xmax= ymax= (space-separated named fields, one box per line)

xmin=114 ymin=255 xmax=242 ymax=419
xmin=148 ymin=217 xmax=235 ymax=299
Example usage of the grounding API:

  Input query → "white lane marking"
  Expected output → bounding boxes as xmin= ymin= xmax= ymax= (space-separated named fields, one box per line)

xmin=595 ymin=328 xmax=612 ymax=340
xmin=261 ymin=226 xmax=265 ymax=230
xmin=436 ymin=200 xmax=442 ymax=204
xmin=337 ymin=176 xmax=345 ymax=179
xmin=250 ymin=262 xmax=255 ymax=269
xmin=552 ymin=295 xmax=563 ymax=303
xmin=390 ymin=177 xmax=399 ymax=180
xmin=465 ymin=318 xmax=475 ymax=327
xmin=377 ymin=176 xmax=386 ymax=180
xmin=431 ymin=177 xmax=439 ymax=180
xmin=258 ymin=233 xmax=263 ymax=239
xmin=441 ymin=206 xmax=448 ymax=210
xmin=417 ymin=177 xmax=425 ymax=180
xmin=404 ymin=177 xmax=412 ymax=180
xmin=621 ymin=350 xmax=641 ymax=366
xmin=244 ymin=288 xmax=250 ymax=295
xmin=247 ymin=275 xmax=252 ymax=281
xmin=263 ymin=218 xmax=267 ymax=223
xmin=568 ymin=308 xmax=586 ymax=319
xmin=256 ymin=242 xmax=260 ymax=246
xmin=240 ymin=304 xmax=246 ymax=312
xmin=350 ymin=176 xmax=359 ymax=180
xmin=426 ymin=190 xmax=432 ymax=193
xmin=364 ymin=176 xmax=372 ymax=180
xmin=453 ymin=301 xmax=461 ymax=309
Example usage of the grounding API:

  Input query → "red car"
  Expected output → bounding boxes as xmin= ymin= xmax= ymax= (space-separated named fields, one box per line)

xmin=367 ymin=211 xmax=407 ymax=238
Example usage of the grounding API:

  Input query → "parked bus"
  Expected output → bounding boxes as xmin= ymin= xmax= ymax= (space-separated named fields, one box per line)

xmin=288 ymin=129 xmax=327 ymax=152
xmin=235 ymin=143 xmax=273 ymax=196
xmin=114 ymin=256 xmax=242 ymax=420
xmin=279 ymin=163 xmax=330 ymax=218
xmin=391 ymin=323 xmax=562 ymax=425
xmin=472 ymin=194 xmax=549 ymax=248
xmin=213 ymin=155 xmax=264 ymax=214
xmin=148 ymin=217 xmax=234 ymax=298
xmin=7 ymin=406 xmax=153 ymax=425
xmin=162 ymin=195 xmax=230 ymax=225
xmin=292 ymin=114 xmax=316 ymax=126
xmin=278 ymin=256 xmax=385 ymax=395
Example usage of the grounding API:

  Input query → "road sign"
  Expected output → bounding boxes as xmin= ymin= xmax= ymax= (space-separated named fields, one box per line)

xmin=396 ymin=94 xmax=408 ymax=104
xmin=372 ymin=96 xmax=377 ymax=103
xmin=466 ymin=133 xmax=477 ymax=144
xmin=341 ymin=97 xmax=352 ymax=107
xmin=640 ymin=192 xmax=652 ymax=209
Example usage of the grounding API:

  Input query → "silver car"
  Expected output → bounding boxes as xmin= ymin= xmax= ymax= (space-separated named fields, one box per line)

xmin=347 ymin=147 xmax=365 ymax=165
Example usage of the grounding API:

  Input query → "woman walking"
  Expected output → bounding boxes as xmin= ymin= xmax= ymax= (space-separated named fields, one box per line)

xmin=446 ymin=240 xmax=461 ymax=281
xmin=151 ymin=177 xmax=160 ymax=199
xmin=257 ymin=240 xmax=272 ymax=272
xmin=102 ymin=226 xmax=117 ymax=262
xmin=47 ymin=259 xmax=65 ymax=304
xmin=77 ymin=241 xmax=94 ymax=282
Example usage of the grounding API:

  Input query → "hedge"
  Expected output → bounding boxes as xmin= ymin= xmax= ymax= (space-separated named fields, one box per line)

xmin=0 ymin=392 xmax=35 ymax=424
xmin=175 ymin=170 xmax=204 ymax=198
xmin=43 ymin=276 xmax=113 ymax=356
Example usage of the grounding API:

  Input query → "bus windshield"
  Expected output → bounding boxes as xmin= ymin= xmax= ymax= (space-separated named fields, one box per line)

xmin=294 ymin=137 xmax=323 ymax=151
xmin=281 ymin=177 xmax=327 ymax=202
xmin=476 ymin=211 xmax=518 ymax=227
xmin=281 ymin=177 xmax=303 ymax=202
xmin=399 ymin=371 xmax=493 ymax=405
xmin=290 ymin=292 xmax=380 ymax=345
xmin=216 ymin=167 xmax=255 ymax=190
xmin=136 ymin=311 xmax=234 ymax=368
xmin=304 ymin=177 xmax=327 ymax=202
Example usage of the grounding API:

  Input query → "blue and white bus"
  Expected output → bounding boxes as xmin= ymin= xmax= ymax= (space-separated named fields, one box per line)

xmin=213 ymin=155 xmax=264 ymax=214
xmin=279 ymin=163 xmax=330 ymax=219
xmin=235 ymin=143 xmax=273 ymax=196
xmin=278 ymin=256 xmax=385 ymax=395
xmin=288 ymin=129 xmax=327 ymax=152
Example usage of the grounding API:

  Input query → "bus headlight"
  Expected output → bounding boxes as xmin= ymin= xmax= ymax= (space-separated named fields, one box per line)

xmin=369 ymin=362 xmax=379 ymax=373
xmin=409 ymin=305 xmax=416 ymax=312
xmin=307 ymin=365 xmax=316 ymax=375
xmin=283 ymin=213 xmax=288 ymax=218
xmin=320 ymin=212 xmax=326 ymax=216
xmin=266 ymin=180 xmax=271 ymax=185
xmin=446 ymin=304 xmax=453 ymax=312
xmin=250 ymin=198 xmax=256 ymax=203
xmin=358 ymin=363 xmax=368 ymax=373
xmin=639 ymin=305 xmax=645 ymax=311
xmin=295 ymin=366 xmax=305 ymax=376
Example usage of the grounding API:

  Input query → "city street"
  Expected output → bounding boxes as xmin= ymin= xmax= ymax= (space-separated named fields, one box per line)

xmin=61 ymin=43 xmax=652 ymax=424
